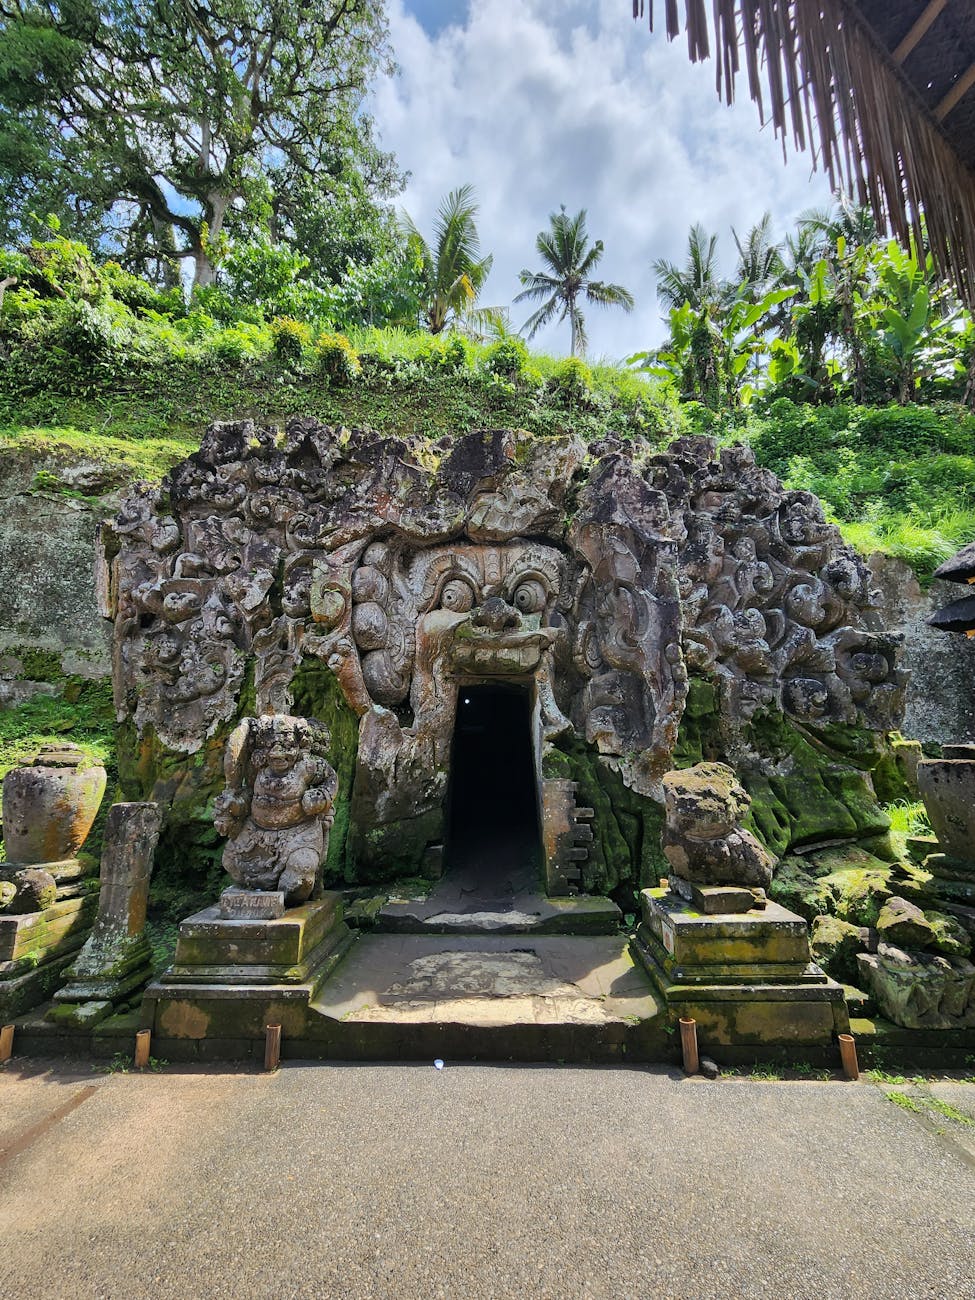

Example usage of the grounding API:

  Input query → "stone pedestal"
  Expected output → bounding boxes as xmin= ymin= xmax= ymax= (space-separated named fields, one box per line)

xmin=632 ymin=888 xmax=849 ymax=1048
xmin=142 ymin=893 xmax=354 ymax=1047
xmin=49 ymin=802 xmax=162 ymax=1028
xmin=0 ymin=863 xmax=99 ymax=1019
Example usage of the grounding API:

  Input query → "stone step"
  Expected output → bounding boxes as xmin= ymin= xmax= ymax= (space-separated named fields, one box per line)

xmin=375 ymin=891 xmax=622 ymax=936
xmin=304 ymin=933 xmax=667 ymax=1063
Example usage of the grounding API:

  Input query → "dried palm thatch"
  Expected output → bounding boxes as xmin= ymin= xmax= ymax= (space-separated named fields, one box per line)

xmin=633 ymin=1 xmax=975 ymax=306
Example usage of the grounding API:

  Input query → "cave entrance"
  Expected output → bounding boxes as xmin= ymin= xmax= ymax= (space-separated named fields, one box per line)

xmin=445 ymin=683 xmax=542 ymax=893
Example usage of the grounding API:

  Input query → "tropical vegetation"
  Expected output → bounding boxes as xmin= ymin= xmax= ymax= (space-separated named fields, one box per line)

xmin=516 ymin=206 xmax=635 ymax=356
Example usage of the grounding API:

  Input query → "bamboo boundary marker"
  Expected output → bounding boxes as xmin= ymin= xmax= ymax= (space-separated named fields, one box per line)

xmin=134 ymin=1029 xmax=151 ymax=1069
xmin=265 ymin=1023 xmax=282 ymax=1072
xmin=0 ymin=1023 xmax=14 ymax=1063
xmin=838 ymin=1033 xmax=860 ymax=1080
xmin=679 ymin=1017 xmax=699 ymax=1075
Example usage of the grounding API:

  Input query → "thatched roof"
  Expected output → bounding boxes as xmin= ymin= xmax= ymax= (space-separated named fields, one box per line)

xmin=633 ymin=2 xmax=975 ymax=305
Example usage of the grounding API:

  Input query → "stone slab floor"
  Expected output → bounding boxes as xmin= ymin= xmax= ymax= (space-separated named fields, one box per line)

xmin=1 ymin=1060 xmax=974 ymax=1299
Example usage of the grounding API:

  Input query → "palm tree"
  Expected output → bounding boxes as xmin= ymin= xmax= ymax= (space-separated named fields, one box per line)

xmin=652 ymin=222 xmax=725 ymax=312
xmin=515 ymin=206 xmax=634 ymax=356
xmin=732 ymin=213 xmax=783 ymax=302
xmin=402 ymin=185 xmax=493 ymax=334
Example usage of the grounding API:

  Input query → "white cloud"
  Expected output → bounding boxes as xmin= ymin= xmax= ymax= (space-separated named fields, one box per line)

xmin=370 ymin=0 xmax=833 ymax=360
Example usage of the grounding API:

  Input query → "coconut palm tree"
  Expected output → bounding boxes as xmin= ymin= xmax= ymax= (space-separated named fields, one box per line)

xmin=402 ymin=184 xmax=493 ymax=334
xmin=515 ymin=206 xmax=634 ymax=356
xmin=652 ymin=222 xmax=725 ymax=312
xmin=732 ymin=212 xmax=783 ymax=302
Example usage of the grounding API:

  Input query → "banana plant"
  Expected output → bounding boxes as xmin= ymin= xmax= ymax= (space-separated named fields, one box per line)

xmin=871 ymin=238 xmax=956 ymax=403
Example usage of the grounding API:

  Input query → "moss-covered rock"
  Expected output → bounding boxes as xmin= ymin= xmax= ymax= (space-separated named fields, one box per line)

xmin=877 ymin=895 xmax=972 ymax=957
xmin=810 ymin=914 xmax=865 ymax=985
xmin=673 ymin=675 xmax=893 ymax=862
xmin=544 ymin=737 xmax=666 ymax=896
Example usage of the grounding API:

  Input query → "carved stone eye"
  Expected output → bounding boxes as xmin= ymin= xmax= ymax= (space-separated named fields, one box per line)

xmin=512 ymin=580 xmax=546 ymax=614
xmin=440 ymin=579 xmax=474 ymax=612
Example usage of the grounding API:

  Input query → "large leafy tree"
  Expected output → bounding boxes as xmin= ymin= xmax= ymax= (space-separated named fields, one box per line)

xmin=516 ymin=206 xmax=634 ymax=356
xmin=0 ymin=0 xmax=399 ymax=285
xmin=402 ymin=185 xmax=493 ymax=334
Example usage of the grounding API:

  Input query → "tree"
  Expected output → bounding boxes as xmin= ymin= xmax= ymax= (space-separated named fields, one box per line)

xmin=732 ymin=213 xmax=783 ymax=302
xmin=652 ymin=222 xmax=725 ymax=313
xmin=0 ymin=0 xmax=399 ymax=286
xmin=402 ymin=185 xmax=494 ymax=334
xmin=515 ymin=206 xmax=634 ymax=356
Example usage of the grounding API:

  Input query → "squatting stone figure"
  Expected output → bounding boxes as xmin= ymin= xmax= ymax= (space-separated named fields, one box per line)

xmin=214 ymin=714 xmax=337 ymax=906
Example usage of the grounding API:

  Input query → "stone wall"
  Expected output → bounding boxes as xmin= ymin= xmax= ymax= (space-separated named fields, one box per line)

xmin=0 ymin=441 xmax=970 ymax=756
xmin=0 ymin=448 xmax=117 ymax=683
xmin=868 ymin=553 xmax=975 ymax=745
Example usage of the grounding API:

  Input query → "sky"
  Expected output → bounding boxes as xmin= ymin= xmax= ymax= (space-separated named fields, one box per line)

xmin=369 ymin=0 xmax=834 ymax=360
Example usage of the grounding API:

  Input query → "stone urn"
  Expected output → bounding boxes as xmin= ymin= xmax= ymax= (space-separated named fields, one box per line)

xmin=2 ymin=744 xmax=107 ymax=864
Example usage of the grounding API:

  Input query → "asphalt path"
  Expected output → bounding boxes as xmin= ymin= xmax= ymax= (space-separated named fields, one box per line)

xmin=1 ymin=1059 xmax=974 ymax=1299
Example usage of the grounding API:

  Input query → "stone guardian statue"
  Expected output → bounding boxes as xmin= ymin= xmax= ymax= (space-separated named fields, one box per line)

xmin=214 ymin=714 xmax=337 ymax=910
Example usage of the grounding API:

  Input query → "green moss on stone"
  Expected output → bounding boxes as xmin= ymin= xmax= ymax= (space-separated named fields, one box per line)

xmin=291 ymin=657 xmax=360 ymax=884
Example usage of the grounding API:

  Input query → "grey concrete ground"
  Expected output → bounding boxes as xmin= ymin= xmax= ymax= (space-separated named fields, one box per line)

xmin=1 ymin=1060 xmax=974 ymax=1300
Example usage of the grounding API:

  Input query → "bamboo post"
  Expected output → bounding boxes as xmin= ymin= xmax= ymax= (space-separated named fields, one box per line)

xmin=265 ymin=1023 xmax=282 ymax=1072
xmin=0 ymin=1023 xmax=14 ymax=1063
xmin=134 ymin=1029 xmax=151 ymax=1069
xmin=679 ymin=1017 xmax=699 ymax=1075
xmin=838 ymin=1033 xmax=859 ymax=1080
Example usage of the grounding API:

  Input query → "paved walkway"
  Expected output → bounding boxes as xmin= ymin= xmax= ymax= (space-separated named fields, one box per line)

xmin=1 ymin=1059 xmax=974 ymax=1299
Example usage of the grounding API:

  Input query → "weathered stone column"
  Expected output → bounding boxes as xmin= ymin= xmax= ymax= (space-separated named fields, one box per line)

xmin=49 ymin=802 xmax=162 ymax=1027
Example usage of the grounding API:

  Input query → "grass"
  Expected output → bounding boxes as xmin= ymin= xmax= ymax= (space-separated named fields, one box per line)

xmin=840 ymin=510 xmax=975 ymax=585
xmin=0 ymin=424 xmax=196 ymax=482
xmin=883 ymin=800 xmax=933 ymax=840
xmin=0 ymin=681 xmax=115 ymax=780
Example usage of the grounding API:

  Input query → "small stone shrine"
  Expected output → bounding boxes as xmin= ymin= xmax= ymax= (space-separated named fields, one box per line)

xmin=91 ymin=420 xmax=915 ymax=1058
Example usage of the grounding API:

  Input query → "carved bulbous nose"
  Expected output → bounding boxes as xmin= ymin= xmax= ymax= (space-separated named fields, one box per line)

xmin=472 ymin=596 xmax=519 ymax=632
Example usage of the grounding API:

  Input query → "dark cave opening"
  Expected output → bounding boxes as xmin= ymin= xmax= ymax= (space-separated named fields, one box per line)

xmin=445 ymin=683 xmax=542 ymax=891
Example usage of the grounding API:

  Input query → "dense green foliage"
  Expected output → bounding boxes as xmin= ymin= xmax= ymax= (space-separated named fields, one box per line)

xmin=638 ymin=205 xmax=974 ymax=411
xmin=1 ymin=227 xmax=974 ymax=583
xmin=0 ymin=0 xmax=399 ymax=287
xmin=741 ymin=398 xmax=975 ymax=581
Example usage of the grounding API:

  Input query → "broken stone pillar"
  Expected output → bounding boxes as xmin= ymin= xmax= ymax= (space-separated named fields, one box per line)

xmin=49 ymin=802 xmax=162 ymax=1027
xmin=661 ymin=762 xmax=773 ymax=914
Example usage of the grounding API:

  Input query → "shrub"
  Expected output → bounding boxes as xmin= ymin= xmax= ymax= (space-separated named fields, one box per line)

xmin=547 ymin=355 xmax=593 ymax=406
xmin=315 ymin=332 xmax=361 ymax=385
xmin=205 ymin=323 xmax=267 ymax=366
xmin=271 ymin=316 xmax=311 ymax=366
xmin=52 ymin=300 xmax=122 ymax=361
xmin=427 ymin=335 xmax=471 ymax=374
xmin=484 ymin=336 xmax=530 ymax=381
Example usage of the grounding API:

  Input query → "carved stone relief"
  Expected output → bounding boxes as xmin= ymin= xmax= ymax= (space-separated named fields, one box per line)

xmin=104 ymin=422 xmax=907 ymax=886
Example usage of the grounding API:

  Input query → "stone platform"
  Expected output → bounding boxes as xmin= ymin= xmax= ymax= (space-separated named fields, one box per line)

xmin=633 ymin=888 xmax=849 ymax=1048
xmin=139 ymin=930 xmax=667 ymax=1064
xmin=141 ymin=893 xmax=354 ymax=1045
xmin=0 ymin=880 xmax=98 ymax=1020
xmin=377 ymin=891 xmax=621 ymax=936
xmin=375 ymin=851 xmax=621 ymax=935
xmin=306 ymin=933 xmax=666 ymax=1062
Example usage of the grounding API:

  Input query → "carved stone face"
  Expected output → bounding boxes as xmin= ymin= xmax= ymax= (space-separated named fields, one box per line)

xmin=413 ymin=543 xmax=565 ymax=678
xmin=349 ymin=541 xmax=567 ymax=692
